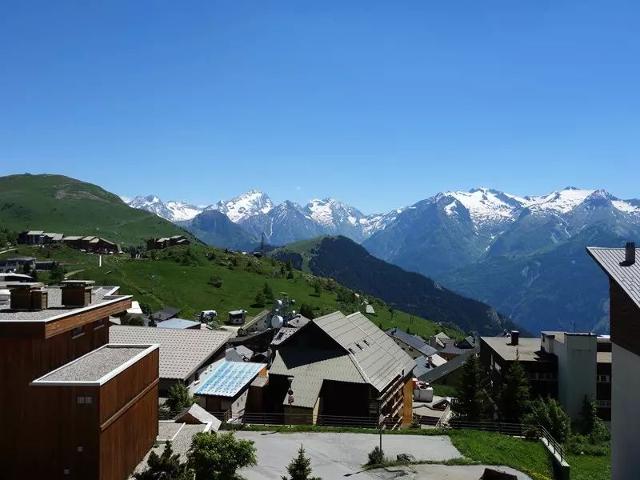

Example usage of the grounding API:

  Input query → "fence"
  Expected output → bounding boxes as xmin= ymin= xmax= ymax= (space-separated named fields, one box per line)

xmin=445 ymin=419 xmax=567 ymax=465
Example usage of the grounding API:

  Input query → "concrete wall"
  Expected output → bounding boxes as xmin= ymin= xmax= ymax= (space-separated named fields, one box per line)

xmin=555 ymin=334 xmax=597 ymax=419
xmin=611 ymin=343 xmax=640 ymax=480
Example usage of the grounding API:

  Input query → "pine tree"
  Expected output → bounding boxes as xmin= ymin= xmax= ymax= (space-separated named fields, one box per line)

xmin=263 ymin=282 xmax=274 ymax=301
xmin=452 ymin=355 xmax=489 ymax=420
xmin=499 ymin=360 xmax=530 ymax=423
xmin=282 ymin=445 xmax=321 ymax=480
xmin=253 ymin=291 xmax=266 ymax=307
xmin=134 ymin=442 xmax=191 ymax=480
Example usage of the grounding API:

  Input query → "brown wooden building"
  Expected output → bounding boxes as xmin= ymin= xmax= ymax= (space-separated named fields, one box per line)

xmin=588 ymin=244 xmax=640 ymax=480
xmin=0 ymin=281 xmax=159 ymax=480
xmin=268 ymin=311 xmax=415 ymax=428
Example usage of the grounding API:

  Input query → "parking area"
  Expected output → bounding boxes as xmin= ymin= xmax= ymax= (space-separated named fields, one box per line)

xmin=237 ymin=431 xmax=459 ymax=479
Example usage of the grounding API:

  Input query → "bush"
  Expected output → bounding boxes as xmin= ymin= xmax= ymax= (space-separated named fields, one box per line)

xmin=187 ymin=431 xmax=257 ymax=480
xmin=253 ymin=292 xmax=266 ymax=308
xmin=208 ymin=276 xmax=223 ymax=288
xmin=524 ymin=398 xmax=571 ymax=443
xmin=299 ymin=304 xmax=315 ymax=320
xmin=367 ymin=446 xmax=385 ymax=466
xmin=134 ymin=442 xmax=191 ymax=480
xmin=166 ymin=383 xmax=194 ymax=417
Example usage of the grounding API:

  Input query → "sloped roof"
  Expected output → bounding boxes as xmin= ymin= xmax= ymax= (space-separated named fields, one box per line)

xmin=157 ymin=318 xmax=201 ymax=330
xmin=314 ymin=311 xmax=415 ymax=392
xmin=176 ymin=404 xmax=222 ymax=431
xmin=270 ymin=348 xmax=366 ymax=408
xmin=109 ymin=326 xmax=231 ymax=380
xmin=387 ymin=327 xmax=438 ymax=357
xmin=588 ymin=246 xmax=640 ymax=309
xmin=195 ymin=359 xmax=266 ymax=397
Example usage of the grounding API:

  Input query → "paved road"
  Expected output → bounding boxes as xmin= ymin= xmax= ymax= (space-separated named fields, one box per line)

xmin=372 ymin=464 xmax=533 ymax=479
xmin=236 ymin=431 xmax=461 ymax=480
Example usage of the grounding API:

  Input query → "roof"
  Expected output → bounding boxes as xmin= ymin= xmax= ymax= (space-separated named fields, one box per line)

xmin=587 ymin=246 xmax=640 ymax=309
xmin=386 ymin=327 xmax=438 ymax=357
xmin=0 ymin=286 xmax=130 ymax=323
xmin=270 ymin=327 xmax=300 ymax=346
xmin=151 ymin=306 xmax=180 ymax=322
xmin=270 ymin=348 xmax=366 ymax=408
xmin=195 ymin=359 xmax=265 ymax=397
xmin=415 ymin=349 xmax=476 ymax=383
xmin=32 ymin=344 xmax=157 ymax=385
xmin=314 ymin=311 xmax=415 ymax=392
xmin=287 ymin=314 xmax=311 ymax=328
xmin=25 ymin=230 xmax=43 ymax=235
xmin=109 ymin=326 xmax=232 ymax=381
xmin=157 ymin=318 xmax=201 ymax=330
xmin=176 ymin=404 xmax=222 ymax=431
xmin=226 ymin=345 xmax=253 ymax=361
xmin=481 ymin=336 xmax=552 ymax=362
xmin=62 ymin=236 xmax=83 ymax=241
xmin=229 ymin=309 xmax=246 ymax=315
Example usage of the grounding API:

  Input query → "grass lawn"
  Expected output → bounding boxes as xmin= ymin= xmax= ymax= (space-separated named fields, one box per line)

xmin=448 ymin=430 xmax=553 ymax=480
xmin=2 ymin=245 xmax=460 ymax=339
xmin=569 ymin=454 xmax=611 ymax=480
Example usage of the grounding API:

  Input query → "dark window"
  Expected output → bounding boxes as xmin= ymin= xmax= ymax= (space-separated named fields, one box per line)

xmin=71 ymin=326 xmax=84 ymax=339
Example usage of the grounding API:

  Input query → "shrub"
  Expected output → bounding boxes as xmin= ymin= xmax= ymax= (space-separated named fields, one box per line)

xmin=187 ymin=431 xmax=256 ymax=480
xmin=367 ymin=446 xmax=385 ymax=466
xmin=134 ymin=442 xmax=192 ymax=480
xmin=208 ymin=276 xmax=223 ymax=288
xmin=524 ymin=398 xmax=571 ymax=443
xmin=166 ymin=383 xmax=194 ymax=417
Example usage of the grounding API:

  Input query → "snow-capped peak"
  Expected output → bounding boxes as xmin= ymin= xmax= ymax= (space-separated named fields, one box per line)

xmin=438 ymin=188 xmax=523 ymax=226
xmin=127 ymin=195 xmax=204 ymax=222
xmin=214 ymin=190 xmax=274 ymax=223
xmin=523 ymin=187 xmax=596 ymax=214
xmin=305 ymin=198 xmax=364 ymax=227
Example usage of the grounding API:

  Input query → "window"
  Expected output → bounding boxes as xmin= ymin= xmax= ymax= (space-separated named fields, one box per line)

xmin=596 ymin=399 xmax=611 ymax=408
xmin=597 ymin=374 xmax=611 ymax=383
xmin=76 ymin=396 xmax=93 ymax=405
xmin=71 ymin=326 xmax=84 ymax=339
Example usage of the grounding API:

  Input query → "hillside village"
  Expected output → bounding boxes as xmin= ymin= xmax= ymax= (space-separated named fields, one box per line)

xmin=1 ymin=222 xmax=631 ymax=479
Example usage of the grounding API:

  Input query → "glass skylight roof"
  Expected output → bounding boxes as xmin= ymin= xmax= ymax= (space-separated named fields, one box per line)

xmin=196 ymin=360 xmax=266 ymax=397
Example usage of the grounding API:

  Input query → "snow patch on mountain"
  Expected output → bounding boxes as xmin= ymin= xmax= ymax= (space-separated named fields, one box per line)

xmin=127 ymin=195 xmax=205 ymax=222
xmin=439 ymin=188 xmax=522 ymax=226
xmin=214 ymin=190 xmax=274 ymax=223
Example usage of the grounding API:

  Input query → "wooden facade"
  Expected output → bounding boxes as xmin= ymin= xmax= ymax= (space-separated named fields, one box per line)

xmin=0 ymin=292 xmax=159 ymax=480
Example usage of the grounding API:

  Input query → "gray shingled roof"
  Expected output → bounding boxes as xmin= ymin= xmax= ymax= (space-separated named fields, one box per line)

xmin=314 ymin=312 xmax=415 ymax=393
xmin=587 ymin=246 xmax=640 ymax=309
xmin=270 ymin=348 xmax=366 ymax=408
xmin=109 ymin=326 xmax=231 ymax=381
xmin=386 ymin=327 xmax=438 ymax=357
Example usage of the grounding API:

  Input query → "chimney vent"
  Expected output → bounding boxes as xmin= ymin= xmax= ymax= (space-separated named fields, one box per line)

xmin=8 ymin=283 xmax=48 ymax=311
xmin=624 ymin=242 xmax=636 ymax=266
xmin=61 ymin=280 xmax=95 ymax=307
xmin=510 ymin=330 xmax=520 ymax=346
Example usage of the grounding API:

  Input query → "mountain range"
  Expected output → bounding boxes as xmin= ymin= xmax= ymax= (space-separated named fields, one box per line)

xmin=127 ymin=191 xmax=400 ymax=246
xmin=128 ymin=187 xmax=640 ymax=334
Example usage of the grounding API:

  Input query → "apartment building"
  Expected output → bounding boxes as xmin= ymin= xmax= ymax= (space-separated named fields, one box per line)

xmin=588 ymin=242 xmax=640 ymax=480
xmin=0 ymin=280 xmax=159 ymax=480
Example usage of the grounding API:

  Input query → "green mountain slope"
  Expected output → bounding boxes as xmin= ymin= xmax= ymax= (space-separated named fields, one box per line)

xmin=1 ymin=244 xmax=460 ymax=340
xmin=272 ymin=236 xmax=519 ymax=335
xmin=0 ymin=174 xmax=191 ymax=245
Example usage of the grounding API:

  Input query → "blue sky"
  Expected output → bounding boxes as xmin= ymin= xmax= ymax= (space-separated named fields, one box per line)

xmin=1 ymin=1 xmax=638 ymax=213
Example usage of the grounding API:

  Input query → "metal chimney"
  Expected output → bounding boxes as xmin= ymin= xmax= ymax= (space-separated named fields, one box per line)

xmin=511 ymin=330 xmax=520 ymax=346
xmin=625 ymin=242 xmax=636 ymax=265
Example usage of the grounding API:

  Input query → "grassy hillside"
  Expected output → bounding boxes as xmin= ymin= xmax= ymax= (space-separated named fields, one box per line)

xmin=273 ymin=236 xmax=519 ymax=335
xmin=0 ymin=174 xmax=192 ymax=246
xmin=1 ymin=244 xmax=461 ymax=340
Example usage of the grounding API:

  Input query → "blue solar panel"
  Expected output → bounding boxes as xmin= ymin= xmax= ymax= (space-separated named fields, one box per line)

xmin=196 ymin=360 xmax=265 ymax=397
